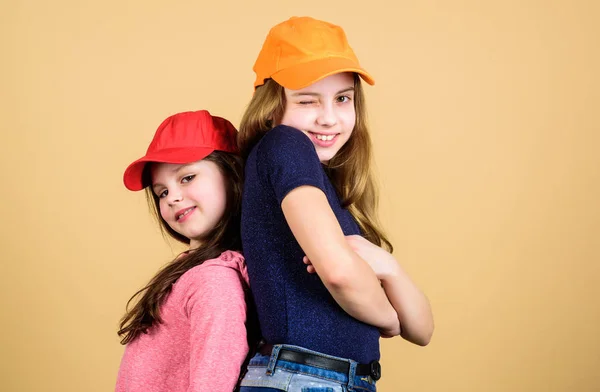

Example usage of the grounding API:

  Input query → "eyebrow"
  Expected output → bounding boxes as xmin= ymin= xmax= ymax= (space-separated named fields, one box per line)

xmin=290 ymin=86 xmax=355 ymax=97
xmin=172 ymin=163 xmax=192 ymax=173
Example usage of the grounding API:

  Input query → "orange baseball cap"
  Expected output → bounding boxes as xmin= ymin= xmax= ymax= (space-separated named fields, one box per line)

xmin=253 ymin=16 xmax=375 ymax=90
xmin=123 ymin=110 xmax=238 ymax=191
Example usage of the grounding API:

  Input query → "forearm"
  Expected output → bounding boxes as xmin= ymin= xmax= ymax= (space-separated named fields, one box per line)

xmin=322 ymin=250 xmax=400 ymax=333
xmin=381 ymin=261 xmax=434 ymax=345
xmin=281 ymin=186 xmax=400 ymax=332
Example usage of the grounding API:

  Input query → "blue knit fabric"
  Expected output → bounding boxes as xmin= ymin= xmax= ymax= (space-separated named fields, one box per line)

xmin=241 ymin=125 xmax=380 ymax=364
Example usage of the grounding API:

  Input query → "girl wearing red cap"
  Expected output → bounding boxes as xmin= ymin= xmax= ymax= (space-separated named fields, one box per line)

xmin=237 ymin=17 xmax=434 ymax=391
xmin=115 ymin=110 xmax=259 ymax=392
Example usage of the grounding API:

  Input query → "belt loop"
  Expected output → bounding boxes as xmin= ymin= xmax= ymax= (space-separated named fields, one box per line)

xmin=347 ymin=359 xmax=357 ymax=391
xmin=266 ymin=344 xmax=282 ymax=376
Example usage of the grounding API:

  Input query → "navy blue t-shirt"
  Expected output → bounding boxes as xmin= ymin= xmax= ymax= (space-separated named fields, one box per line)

xmin=241 ymin=125 xmax=380 ymax=363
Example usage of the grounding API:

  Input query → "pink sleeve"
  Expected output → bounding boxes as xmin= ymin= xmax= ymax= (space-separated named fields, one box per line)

xmin=184 ymin=264 xmax=249 ymax=392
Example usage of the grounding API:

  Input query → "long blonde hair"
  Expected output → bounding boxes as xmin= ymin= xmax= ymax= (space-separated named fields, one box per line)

xmin=238 ymin=75 xmax=392 ymax=252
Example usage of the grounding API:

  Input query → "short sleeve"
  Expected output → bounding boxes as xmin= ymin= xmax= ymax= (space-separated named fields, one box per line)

xmin=255 ymin=125 xmax=326 ymax=204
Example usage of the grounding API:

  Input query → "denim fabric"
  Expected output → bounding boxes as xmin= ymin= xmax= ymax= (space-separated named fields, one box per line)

xmin=239 ymin=345 xmax=377 ymax=392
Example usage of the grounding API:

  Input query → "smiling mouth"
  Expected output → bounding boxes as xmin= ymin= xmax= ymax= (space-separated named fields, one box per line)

xmin=176 ymin=207 xmax=196 ymax=221
xmin=308 ymin=131 xmax=338 ymax=141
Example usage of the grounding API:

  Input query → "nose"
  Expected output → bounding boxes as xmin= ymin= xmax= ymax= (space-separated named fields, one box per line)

xmin=166 ymin=189 xmax=183 ymax=205
xmin=316 ymin=102 xmax=337 ymax=127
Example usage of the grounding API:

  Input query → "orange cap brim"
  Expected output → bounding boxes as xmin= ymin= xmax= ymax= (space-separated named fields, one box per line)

xmin=270 ymin=56 xmax=375 ymax=90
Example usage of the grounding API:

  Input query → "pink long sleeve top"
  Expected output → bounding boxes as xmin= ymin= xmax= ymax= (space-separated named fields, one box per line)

xmin=115 ymin=250 xmax=250 ymax=392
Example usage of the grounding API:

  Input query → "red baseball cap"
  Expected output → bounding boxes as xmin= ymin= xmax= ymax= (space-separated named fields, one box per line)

xmin=123 ymin=110 xmax=239 ymax=191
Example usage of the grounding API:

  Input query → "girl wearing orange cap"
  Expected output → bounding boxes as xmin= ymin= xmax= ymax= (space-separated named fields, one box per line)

xmin=237 ymin=17 xmax=434 ymax=391
xmin=115 ymin=110 xmax=259 ymax=392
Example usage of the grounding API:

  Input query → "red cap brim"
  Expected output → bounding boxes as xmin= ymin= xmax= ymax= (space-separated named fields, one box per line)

xmin=123 ymin=147 xmax=216 ymax=191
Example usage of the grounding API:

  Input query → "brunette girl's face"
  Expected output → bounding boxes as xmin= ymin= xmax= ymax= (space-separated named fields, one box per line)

xmin=150 ymin=159 xmax=227 ymax=249
xmin=279 ymin=72 xmax=356 ymax=163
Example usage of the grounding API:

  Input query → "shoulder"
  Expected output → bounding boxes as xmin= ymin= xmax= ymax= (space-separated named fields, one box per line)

xmin=175 ymin=252 xmax=249 ymax=319
xmin=177 ymin=250 xmax=248 ymax=292
xmin=256 ymin=125 xmax=317 ymax=161
xmin=248 ymin=126 xmax=326 ymax=202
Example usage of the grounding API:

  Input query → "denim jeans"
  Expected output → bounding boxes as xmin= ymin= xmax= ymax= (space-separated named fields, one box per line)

xmin=239 ymin=344 xmax=377 ymax=392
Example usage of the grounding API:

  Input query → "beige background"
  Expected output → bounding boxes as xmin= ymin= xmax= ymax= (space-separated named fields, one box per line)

xmin=1 ymin=0 xmax=599 ymax=391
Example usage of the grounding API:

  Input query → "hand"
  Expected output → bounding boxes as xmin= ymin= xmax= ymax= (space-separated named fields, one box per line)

xmin=344 ymin=235 xmax=398 ymax=279
xmin=303 ymin=235 xmax=399 ymax=281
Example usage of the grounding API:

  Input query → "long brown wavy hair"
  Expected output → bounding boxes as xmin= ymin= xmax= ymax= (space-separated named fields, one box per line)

xmin=238 ymin=74 xmax=393 ymax=252
xmin=117 ymin=151 xmax=260 ymax=358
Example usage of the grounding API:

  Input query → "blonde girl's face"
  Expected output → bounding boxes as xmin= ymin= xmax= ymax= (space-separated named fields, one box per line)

xmin=279 ymin=72 xmax=356 ymax=163
xmin=150 ymin=159 xmax=227 ymax=249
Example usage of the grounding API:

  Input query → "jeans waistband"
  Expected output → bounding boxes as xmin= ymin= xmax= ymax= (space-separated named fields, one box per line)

xmin=255 ymin=343 xmax=380 ymax=389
